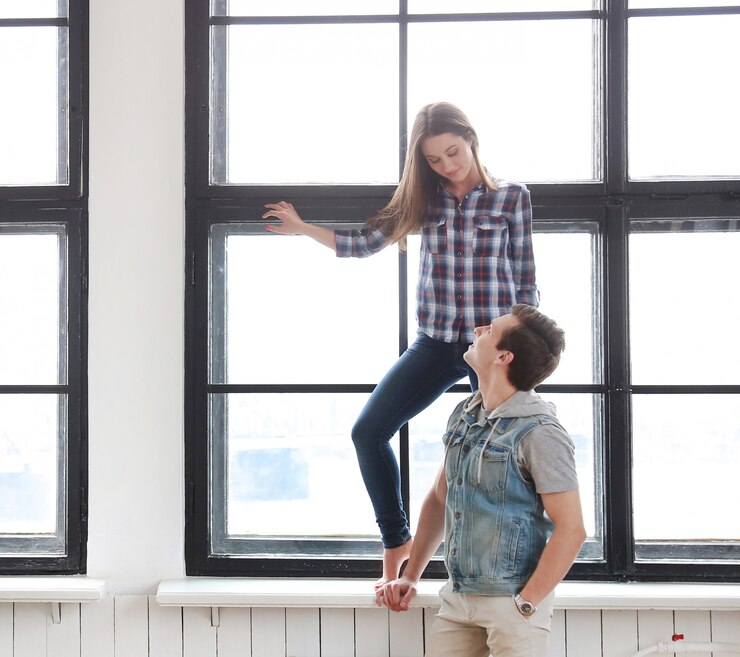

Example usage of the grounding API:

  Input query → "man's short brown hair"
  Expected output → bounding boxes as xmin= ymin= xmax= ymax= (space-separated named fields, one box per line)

xmin=496 ymin=304 xmax=566 ymax=390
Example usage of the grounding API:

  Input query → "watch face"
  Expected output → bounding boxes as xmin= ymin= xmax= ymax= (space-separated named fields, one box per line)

xmin=521 ymin=602 xmax=535 ymax=615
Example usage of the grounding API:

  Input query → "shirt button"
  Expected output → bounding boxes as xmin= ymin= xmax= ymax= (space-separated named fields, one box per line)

xmin=451 ymin=548 xmax=457 ymax=556
xmin=456 ymin=251 xmax=462 ymax=256
xmin=453 ymin=581 xmax=461 ymax=590
xmin=456 ymin=273 xmax=462 ymax=278
xmin=462 ymin=444 xmax=471 ymax=453
xmin=457 ymin=478 xmax=463 ymax=486
xmin=455 ymin=511 xmax=461 ymax=519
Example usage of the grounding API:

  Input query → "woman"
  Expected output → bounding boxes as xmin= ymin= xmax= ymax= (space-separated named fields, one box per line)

xmin=263 ymin=102 xmax=539 ymax=585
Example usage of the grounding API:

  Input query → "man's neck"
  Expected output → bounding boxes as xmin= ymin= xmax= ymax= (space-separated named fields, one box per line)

xmin=478 ymin=379 xmax=518 ymax=412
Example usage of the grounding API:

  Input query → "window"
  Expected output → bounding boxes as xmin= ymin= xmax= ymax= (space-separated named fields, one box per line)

xmin=0 ymin=0 xmax=87 ymax=574
xmin=185 ymin=0 xmax=740 ymax=579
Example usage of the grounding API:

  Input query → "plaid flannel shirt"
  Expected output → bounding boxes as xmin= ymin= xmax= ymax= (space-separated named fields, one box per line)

xmin=335 ymin=178 xmax=538 ymax=344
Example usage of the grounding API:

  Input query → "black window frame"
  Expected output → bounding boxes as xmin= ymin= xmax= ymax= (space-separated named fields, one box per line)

xmin=184 ymin=0 xmax=740 ymax=580
xmin=0 ymin=0 xmax=88 ymax=575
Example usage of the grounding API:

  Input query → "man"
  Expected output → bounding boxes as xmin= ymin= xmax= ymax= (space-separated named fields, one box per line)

xmin=376 ymin=304 xmax=586 ymax=657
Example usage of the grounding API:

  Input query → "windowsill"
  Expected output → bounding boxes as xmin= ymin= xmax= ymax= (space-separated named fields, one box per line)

xmin=0 ymin=576 xmax=107 ymax=604
xmin=156 ymin=578 xmax=740 ymax=611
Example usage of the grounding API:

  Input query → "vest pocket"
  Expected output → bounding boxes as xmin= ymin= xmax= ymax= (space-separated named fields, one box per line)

xmin=472 ymin=445 xmax=508 ymax=492
xmin=506 ymin=520 xmax=522 ymax=572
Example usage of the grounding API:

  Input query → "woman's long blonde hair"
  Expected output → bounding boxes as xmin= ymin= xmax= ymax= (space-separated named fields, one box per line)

xmin=369 ymin=102 xmax=495 ymax=246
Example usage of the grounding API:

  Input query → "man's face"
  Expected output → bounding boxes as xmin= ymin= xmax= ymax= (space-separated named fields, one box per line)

xmin=464 ymin=314 xmax=520 ymax=373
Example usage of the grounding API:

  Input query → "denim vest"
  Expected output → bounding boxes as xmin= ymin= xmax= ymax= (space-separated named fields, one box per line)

xmin=442 ymin=399 xmax=566 ymax=596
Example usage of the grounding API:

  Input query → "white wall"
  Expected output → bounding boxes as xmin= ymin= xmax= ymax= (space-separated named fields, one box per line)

xmin=87 ymin=0 xmax=185 ymax=593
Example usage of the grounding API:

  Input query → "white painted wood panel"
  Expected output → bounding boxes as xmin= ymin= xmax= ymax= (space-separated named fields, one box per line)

xmin=674 ymin=610 xmax=711 ymax=657
xmin=711 ymin=610 xmax=740 ymax=657
xmin=250 ymin=608 xmax=285 ymax=657
xmin=602 ymin=609 xmax=638 ymax=657
xmin=80 ymin=595 xmax=114 ymax=657
xmin=12 ymin=604 xmax=46 ymax=657
xmin=6 ymin=595 xmax=740 ymax=657
xmin=564 ymin=609 xmax=602 ymax=657
xmin=216 ymin=607 xmax=251 ymax=657
xmin=423 ymin=607 xmax=439 ymax=654
xmin=319 ymin=608 xmax=354 ymax=657
xmin=286 ymin=608 xmax=320 ymax=657
xmin=47 ymin=603 xmax=81 ymax=657
xmin=182 ymin=606 xmax=217 ymax=657
xmin=355 ymin=607 xmax=389 ymax=657
xmin=148 ymin=596 xmax=183 ymax=657
xmin=0 ymin=603 xmax=13 ymax=657
xmin=114 ymin=595 xmax=149 ymax=657
xmin=636 ymin=610 xmax=675 ymax=656
xmin=389 ymin=607 xmax=424 ymax=657
xmin=547 ymin=609 xmax=567 ymax=657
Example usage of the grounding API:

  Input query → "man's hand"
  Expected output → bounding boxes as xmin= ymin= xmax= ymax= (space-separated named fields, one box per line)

xmin=375 ymin=575 xmax=418 ymax=612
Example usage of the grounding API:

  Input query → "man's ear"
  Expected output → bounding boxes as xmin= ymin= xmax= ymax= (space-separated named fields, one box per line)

xmin=498 ymin=351 xmax=514 ymax=366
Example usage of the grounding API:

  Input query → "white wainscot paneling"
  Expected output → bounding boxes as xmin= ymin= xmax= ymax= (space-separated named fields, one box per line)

xmin=4 ymin=595 xmax=740 ymax=657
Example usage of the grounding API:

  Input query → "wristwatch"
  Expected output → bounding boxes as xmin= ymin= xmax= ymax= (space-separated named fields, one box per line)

xmin=514 ymin=593 xmax=537 ymax=617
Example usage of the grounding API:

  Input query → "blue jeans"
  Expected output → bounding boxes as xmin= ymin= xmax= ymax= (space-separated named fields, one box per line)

xmin=351 ymin=333 xmax=478 ymax=549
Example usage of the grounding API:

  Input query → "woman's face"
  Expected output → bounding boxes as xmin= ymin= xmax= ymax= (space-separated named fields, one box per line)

xmin=420 ymin=132 xmax=478 ymax=188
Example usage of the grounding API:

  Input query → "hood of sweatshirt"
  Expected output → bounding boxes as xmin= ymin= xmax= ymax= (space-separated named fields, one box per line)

xmin=462 ymin=389 xmax=557 ymax=421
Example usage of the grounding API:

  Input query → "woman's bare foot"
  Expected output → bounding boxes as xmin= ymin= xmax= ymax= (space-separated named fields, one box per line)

xmin=374 ymin=538 xmax=414 ymax=589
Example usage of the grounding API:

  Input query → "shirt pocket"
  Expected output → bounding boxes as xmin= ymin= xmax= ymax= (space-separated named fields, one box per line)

xmin=421 ymin=216 xmax=448 ymax=254
xmin=470 ymin=443 xmax=509 ymax=492
xmin=472 ymin=214 xmax=506 ymax=256
xmin=443 ymin=432 xmax=465 ymax=483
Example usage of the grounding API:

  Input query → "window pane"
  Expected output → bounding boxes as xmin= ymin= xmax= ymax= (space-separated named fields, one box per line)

xmin=629 ymin=224 xmax=740 ymax=385
xmin=216 ymin=393 xmax=377 ymax=540
xmin=217 ymin=24 xmax=399 ymax=184
xmin=629 ymin=16 xmax=740 ymax=179
xmin=408 ymin=390 xmax=472 ymax=535
xmin=407 ymin=228 xmax=600 ymax=385
xmin=410 ymin=0 xmax=596 ymax=11
xmin=408 ymin=20 xmax=599 ymax=182
xmin=0 ymin=230 xmax=64 ymax=385
xmin=213 ymin=231 xmax=399 ymax=384
xmin=0 ymin=27 xmax=67 ymax=186
xmin=533 ymin=229 xmax=600 ymax=384
xmin=0 ymin=1 xmax=64 ymax=18
xmin=0 ymin=395 xmax=61 ymax=538
xmin=633 ymin=395 xmax=740 ymax=551
xmin=217 ymin=0 xmax=397 ymax=15
xmin=540 ymin=393 xmax=600 ymax=551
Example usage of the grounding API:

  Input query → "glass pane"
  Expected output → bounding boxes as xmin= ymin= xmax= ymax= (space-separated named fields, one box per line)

xmin=629 ymin=16 xmax=740 ymax=179
xmin=218 ymin=0 xmax=397 ymax=15
xmin=406 ymin=228 xmax=600 ymax=385
xmin=0 ymin=230 xmax=63 ymax=385
xmin=217 ymin=24 xmax=399 ymax=184
xmin=633 ymin=394 xmax=740 ymax=544
xmin=0 ymin=395 xmax=60 ymax=535
xmin=0 ymin=27 xmax=66 ymax=186
xmin=408 ymin=20 xmax=599 ymax=182
xmin=214 ymin=231 xmax=399 ymax=384
xmin=410 ymin=0 xmax=596 ymax=12
xmin=408 ymin=390 xmax=472 ymax=534
xmin=539 ymin=393 xmax=600 ymax=546
xmin=0 ymin=1 xmax=63 ymax=18
xmin=220 ymin=393 xmax=377 ymax=537
xmin=534 ymin=229 xmax=600 ymax=384
xmin=408 ymin=392 xmax=601 ymax=555
xmin=629 ymin=225 xmax=740 ymax=385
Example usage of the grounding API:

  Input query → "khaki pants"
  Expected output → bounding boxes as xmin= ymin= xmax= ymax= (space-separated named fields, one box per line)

xmin=425 ymin=581 xmax=555 ymax=657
